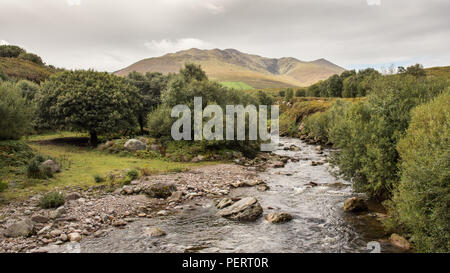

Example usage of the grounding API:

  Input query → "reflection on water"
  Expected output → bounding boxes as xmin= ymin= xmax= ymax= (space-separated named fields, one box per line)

xmin=76 ymin=138 xmax=401 ymax=253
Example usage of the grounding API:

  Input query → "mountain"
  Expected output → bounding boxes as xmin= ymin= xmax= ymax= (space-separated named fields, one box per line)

xmin=115 ymin=48 xmax=345 ymax=89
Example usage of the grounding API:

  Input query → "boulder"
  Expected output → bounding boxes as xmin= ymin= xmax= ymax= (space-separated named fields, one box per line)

xmin=390 ymin=234 xmax=411 ymax=250
xmin=168 ymin=191 xmax=183 ymax=202
xmin=344 ymin=197 xmax=368 ymax=212
xmin=31 ymin=215 xmax=49 ymax=223
xmin=265 ymin=212 xmax=293 ymax=224
xmin=217 ymin=197 xmax=263 ymax=221
xmin=216 ymin=198 xmax=234 ymax=209
xmin=3 ymin=219 xmax=34 ymax=237
xmin=315 ymin=145 xmax=323 ymax=151
xmin=68 ymin=232 xmax=82 ymax=242
xmin=124 ymin=139 xmax=146 ymax=152
xmin=257 ymin=184 xmax=270 ymax=191
xmin=66 ymin=192 xmax=81 ymax=201
xmin=39 ymin=160 xmax=60 ymax=173
xmin=149 ymin=144 xmax=162 ymax=152
xmin=49 ymin=206 xmax=66 ymax=219
xmin=143 ymin=182 xmax=177 ymax=199
xmin=144 ymin=227 xmax=166 ymax=237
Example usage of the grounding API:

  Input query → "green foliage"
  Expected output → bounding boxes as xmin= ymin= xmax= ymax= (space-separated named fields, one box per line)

xmin=26 ymin=155 xmax=53 ymax=179
xmin=388 ymin=91 xmax=450 ymax=252
xmin=126 ymin=169 xmax=139 ymax=180
xmin=0 ymin=68 xmax=8 ymax=82
xmin=38 ymin=192 xmax=65 ymax=209
xmin=278 ymin=90 xmax=285 ymax=97
xmin=35 ymin=70 xmax=143 ymax=145
xmin=0 ymin=82 xmax=32 ymax=140
xmin=325 ymin=75 xmax=448 ymax=199
xmin=0 ymin=180 xmax=7 ymax=192
xmin=180 ymin=63 xmax=208 ymax=82
xmin=399 ymin=64 xmax=426 ymax=78
xmin=16 ymin=80 xmax=39 ymax=103
xmin=126 ymin=71 xmax=168 ymax=134
xmin=285 ymin=88 xmax=294 ymax=100
xmin=295 ymin=88 xmax=306 ymax=97
xmin=18 ymin=52 xmax=44 ymax=66
xmin=0 ymin=45 xmax=25 ymax=58
xmin=0 ymin=57 xmax=53 ymax=83
xmin=93 ymin=174 xmax=105 ymax=183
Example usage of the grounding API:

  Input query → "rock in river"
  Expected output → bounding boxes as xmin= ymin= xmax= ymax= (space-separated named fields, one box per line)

xmin=143 ymin=182 xmax=177 ymax=199
xmin=344 ymin=197 xmax=368 ymax=212
xmin=144 ymin=227 xmax=166 ymax=237
xmin=265 ymin=212 xmax=293 ymax=224
xmin=217 ymin=197 xmax=263 ymax=221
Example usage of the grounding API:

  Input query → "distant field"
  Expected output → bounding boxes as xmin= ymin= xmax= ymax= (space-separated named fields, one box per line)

xmin=219 ymin=81 xmax=254 ymax=90
xmin=425 ymin=66 xmax=450 ymax=79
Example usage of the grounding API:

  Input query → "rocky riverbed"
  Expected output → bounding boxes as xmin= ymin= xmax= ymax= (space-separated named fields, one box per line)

xmin=0 ymin=138 xmax=409 ymax=253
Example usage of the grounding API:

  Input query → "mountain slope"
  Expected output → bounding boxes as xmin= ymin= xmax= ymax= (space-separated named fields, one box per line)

xmin=0 ymin=57 xmax=55 ymax=83
xmin=115 ymin=48 xmax=345 ymax=88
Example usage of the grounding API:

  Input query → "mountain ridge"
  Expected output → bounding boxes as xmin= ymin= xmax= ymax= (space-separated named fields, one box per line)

xmin=115 ymin=48 xmax=346 ymax=88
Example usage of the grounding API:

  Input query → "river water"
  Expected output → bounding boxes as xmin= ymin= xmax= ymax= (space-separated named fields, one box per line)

xmin=63 ymin=138 xmax=400 ymax=253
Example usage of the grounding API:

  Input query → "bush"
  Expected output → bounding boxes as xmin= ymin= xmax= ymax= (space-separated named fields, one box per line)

xmin=18 ymin=52 xmax=44 ymax=66
xmin=388 ymin=91 xmax=450 ymax=252
xmin=127 ymin=169 xmax=139 ymax=180
xmin=0 ymin=45 xmax=25 ymax=58
xmin=93 ymin=174 xmax=105 ymax=183
xmin=0 ymin=82 xmax=32 ymax=140
xmin=0 ymin=180 xmax=7 ymax=192
xmin=26 ymin=155 xmax=53 ymax=179
xmin=295 ymin=89 xmax=306 ymax=97
xmin=39 ymin=192 xmax=65 ymax=209
xmin=328 ymin=75 xmax=448 ymax=199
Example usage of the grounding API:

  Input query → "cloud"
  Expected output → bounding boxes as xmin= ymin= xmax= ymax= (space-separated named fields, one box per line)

xmin=66 ymin=0 xmax=81 ymax=6
xmin=366 ymin=0 xmax=381 ymax=6
xmin=205 ymin=2 xmax=225 ymax=14
xmin=144 ymin=38 xmax=213 ymax=55
xmin=0 ymin=40 xmax=9 ymax=45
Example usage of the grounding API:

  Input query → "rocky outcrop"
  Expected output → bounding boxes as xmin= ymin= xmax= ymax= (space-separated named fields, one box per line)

xmin=344 ymin=197 xmax=368 ymax=212
xmin=216 ymin=198 xmax=234 ymax=209
xmin=124 ymin=139 xmax=146 ymax=152
xmin=265 ymin=212 xmax=293 ymax=224
xmin=217 ymin=197 xmax=263 ymax=221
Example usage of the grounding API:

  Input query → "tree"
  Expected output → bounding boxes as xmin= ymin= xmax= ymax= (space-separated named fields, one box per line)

xmin=278 ymin=90 xmax=285 ymax=97
xmin=126 ymin=71 xmax=168 ymax=134
xmin=35 ymin=70 xmax=142 ymax=146
xmin=0 ymin=45 xmax=25 ymax=58
xmin=0 ymin=82 xmax=32 ymax=139
xmin=180 ymin=63 xmax=208 ymax=82
xmin=295 ymin=88 xmax=306 ymax=97
xmin=405 ymin=64 xmax=426 ymax=78
xmin=16 ymin=80 xmax=40 ymax=103
xmin=285 ymin=88 xmax=294 ymax=100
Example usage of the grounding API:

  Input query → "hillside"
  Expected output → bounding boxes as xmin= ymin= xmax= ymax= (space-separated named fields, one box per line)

xmin=424 ymin=66 xmax=450 ymax=80
xmin=0 ymin=57 xmax=55 ymax=83
xmin=115 ymin=48 xmax=345 ymax=89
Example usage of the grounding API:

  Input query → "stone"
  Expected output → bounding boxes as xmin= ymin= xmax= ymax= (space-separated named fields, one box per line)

xmin=4 ymin=219 xmax=34 ymax=237
xmin=37 ymin=225 xmax=52 ymax=235
xmin=149 ymin=144 xmax=162 ymax=152
xmin=316 ymin=145 xmax=323 ymax=151
xmin=142 ymin=182 xmax=177 ymax=199
xmin=217 ymin=197 xmax=263 ymax=221
xmin=39 ymin=160 xmax=60 ymax=173
xmin=49 ymin=206 xmax=66 ymax=219
xmin=216 ymin=198 xmax=234 ymax=209
xmin=265 ymin=212 xmax=293 ymax=224
xmin=157 ymin=210 xmax=169 ymax=216
xmin=50 ymin=229 xmax=63 ymax=237
xmin=59 ymin=233 xmax=68 ymax=241
xmin=66 ymin=192 xmax=81 ymax=200
xmin=257 ymin=184 xmax=270 ymax=191
xmin=169 ymin=191 xmax=183 ymax=202
xmin=390 ymin=234 xmax=411 ymax=250
xmin=344 ymin=197 xmax=368 ymax=212
xmin=308 ymin=181 xmax=319 ymax=187
xmin=31 ymin=215 xmax=49 ymax=223
xmin=124 ymin=139 xmax=146 ymax=152
xmin=68 ymin=232 xmax=82 ymax=242
xmin=271 ymin=161 xmax=285 ymax=168
xmin=112 ymin=220 xmax=127 ymax=227
xmin=121 ymin=185 xmax=134 ymax=195
xmin=144 ymin=227 xmax=166 ymax=237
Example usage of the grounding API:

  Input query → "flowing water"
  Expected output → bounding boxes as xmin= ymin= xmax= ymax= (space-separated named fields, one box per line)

xmin=62 ymin=138 xmax=400 ymax=253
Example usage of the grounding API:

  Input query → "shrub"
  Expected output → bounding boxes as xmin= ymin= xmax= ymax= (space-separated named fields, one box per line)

xmin=0 ymin=45 xmax=25 ymax=58
xmin=26 ymin=155 xmax=53 ymax=179
xmin=0 ymin=180 xmax=7 ymax=192
xmin=0 ymin=82 xmax=32 ymax=140
xmin=39 ymin=192 xmax=65 ymax=209
xmin=388 ymin=91 xmax=450 ymax=252
xmin=329 ymin=75 xmax=448 ymax=199
xmin=18 ymin=52 xmax=44 ymax=66
xmin=127 ymin=169 xmax=139 ymax=180
xmin=93 ymin=174 xmax=105 ymax=183
xmin=295 ymin=89 xmax=306 ymax=97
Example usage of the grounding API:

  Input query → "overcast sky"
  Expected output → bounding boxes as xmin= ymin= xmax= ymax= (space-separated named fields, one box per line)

xmin=1 ymin=0 xmax=449 ymax=72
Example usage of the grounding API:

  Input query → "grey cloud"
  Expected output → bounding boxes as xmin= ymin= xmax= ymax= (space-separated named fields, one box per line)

xmin=0 ymin=0 xmax=448 ymax=71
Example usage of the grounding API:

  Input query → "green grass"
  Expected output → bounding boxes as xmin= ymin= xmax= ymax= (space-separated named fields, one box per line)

xmin=219 ymin=81 xmax=254 ymax=90
xmin=0 ymin=132 xmax=217 ymax=202
xmin=0 ymin=57 xmax=55 ymax=83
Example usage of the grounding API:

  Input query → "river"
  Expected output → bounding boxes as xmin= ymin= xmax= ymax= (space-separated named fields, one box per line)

xmin=60 ymin=138 xmax=401 ymax=253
